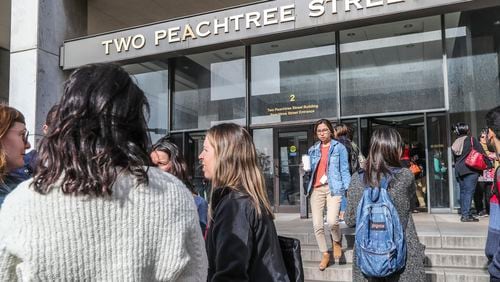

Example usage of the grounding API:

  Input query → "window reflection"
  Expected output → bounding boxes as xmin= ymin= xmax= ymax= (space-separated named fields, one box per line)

xmin=173 ymin=47 xmax=246 ymax=130
xmin=251 ymin=33 xmax=337 ymax=124
xmin=125 ymin=62 xmax=169 ymax=143
xmin=340 ymin=16 xmax=445 ymax=116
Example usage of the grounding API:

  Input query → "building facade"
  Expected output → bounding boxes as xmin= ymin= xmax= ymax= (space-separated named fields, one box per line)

xmin=3 ymin=0 xmax=500 ymax=213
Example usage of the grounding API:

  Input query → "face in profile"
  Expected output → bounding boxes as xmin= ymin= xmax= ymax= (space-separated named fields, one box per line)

xmin=150 ymin=150 xmax=172 ymax=173
xmin=198 ymin=137 xmax=215 ymax=180
xmin=1 ymin=122 xmax=30 ymax=170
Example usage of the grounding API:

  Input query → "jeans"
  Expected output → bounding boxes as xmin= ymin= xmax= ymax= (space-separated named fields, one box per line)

xmin=340 ymin=191 xmax=347 ymax=212
xmin=457 ymin=173 xmax=479 ymax=218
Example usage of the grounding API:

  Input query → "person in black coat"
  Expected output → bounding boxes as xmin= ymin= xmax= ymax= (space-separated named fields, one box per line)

xmin=452 ymin=122 xmax=491 ymax=222
xmin=199 ymin=123 xmax=289 ymax=282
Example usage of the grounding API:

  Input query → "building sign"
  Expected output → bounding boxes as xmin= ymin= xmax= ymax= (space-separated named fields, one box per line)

xmin=61 ymin=0 xmax=471 ymax=69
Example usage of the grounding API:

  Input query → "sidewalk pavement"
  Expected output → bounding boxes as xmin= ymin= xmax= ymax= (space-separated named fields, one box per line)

xmin=275 ymin=212 xmax=489 ymax=238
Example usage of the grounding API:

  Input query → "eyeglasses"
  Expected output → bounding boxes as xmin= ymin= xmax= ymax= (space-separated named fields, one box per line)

xmin=316 ymin=128 xmax=330 ymax=134
xmin=480 ymin=135 xmax=486 ymax=139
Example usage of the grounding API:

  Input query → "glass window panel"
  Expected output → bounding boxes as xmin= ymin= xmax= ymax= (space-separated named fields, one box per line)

xmin=125 ymin=61 xmax=169 ymax=143
xmin=253 ymin=128 xmax=274 ymax=206
xmin=446 ymin=8 xmax=500 ymax=136
xmin=251 ymin=33 xmax=337 ymax=125
xmin=340 ymin=16 xmax=444 ymax=116
xmin=173 ymin=47 xmax=245 ymax=130
xmin=427 ymin=115 xmax=450 ymax=209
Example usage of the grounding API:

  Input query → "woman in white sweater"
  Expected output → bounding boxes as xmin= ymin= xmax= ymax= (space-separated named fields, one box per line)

xmin=0 ymin=63 xmax=207 ymax=281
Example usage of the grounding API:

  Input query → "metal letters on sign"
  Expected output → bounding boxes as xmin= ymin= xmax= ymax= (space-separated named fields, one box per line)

xmin=61 ymin=0 xmax=472 ymax=69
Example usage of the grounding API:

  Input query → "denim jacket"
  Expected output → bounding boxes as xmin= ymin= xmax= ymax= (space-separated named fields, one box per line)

xmin=306 ymin=140 xmax=351 ymax=196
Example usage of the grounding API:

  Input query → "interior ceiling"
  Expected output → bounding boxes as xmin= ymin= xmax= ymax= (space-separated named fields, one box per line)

xmin=88 ymin=0 xmax=264 ymax=35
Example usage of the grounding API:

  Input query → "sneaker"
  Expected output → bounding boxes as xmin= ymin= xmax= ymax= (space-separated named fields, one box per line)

xmin=478 ymin=211 xmax=489 ymax=217
xmin=461 ymin=216 xmax=479 ymax=222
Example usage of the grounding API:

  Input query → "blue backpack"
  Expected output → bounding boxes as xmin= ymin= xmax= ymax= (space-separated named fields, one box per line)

xmin=355 ymin=172 xmax=406 ymax=277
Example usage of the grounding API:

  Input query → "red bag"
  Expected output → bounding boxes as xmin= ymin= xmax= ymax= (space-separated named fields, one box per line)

xmin=465 ymin=137 xmax=488 ymax=171
xmin=409 ymin=162 xmax=422 ymax=176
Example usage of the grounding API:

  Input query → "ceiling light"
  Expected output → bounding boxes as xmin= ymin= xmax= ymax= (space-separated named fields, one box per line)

xmin=494 ymin=20 xmax=500 ymax=26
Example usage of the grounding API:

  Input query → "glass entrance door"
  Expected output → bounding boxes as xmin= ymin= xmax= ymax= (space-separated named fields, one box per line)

xmin=426 ymin=114 xmax=451 ymax=211
xmin=360 ymin=115 xmax=428 ymax=212
xmin=253 ymin=127 xmax=312 ymax=213
xmin=276 ymin=128 xmax=310 ymax=212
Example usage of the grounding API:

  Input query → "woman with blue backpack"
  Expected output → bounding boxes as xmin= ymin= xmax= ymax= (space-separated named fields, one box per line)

xmin=345 ymin=127 xmax=425 ymax=281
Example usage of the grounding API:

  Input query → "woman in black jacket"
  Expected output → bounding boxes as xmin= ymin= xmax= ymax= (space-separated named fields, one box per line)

xmin=452 ymin=122 xmax=491 ymax=222
xmin=199 ymin=123 xmax=289 ymax=282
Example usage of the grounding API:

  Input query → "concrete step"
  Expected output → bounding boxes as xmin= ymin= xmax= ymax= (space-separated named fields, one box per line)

xmin=303 ymin=263 xmax=489 ymax=282
xmin=280 ymin=231 xmax=486 ymax=251
xmin=301 ymin=245 xmax=488 ymax=269
xmin=425 ymin=248 xmax=488 ymax=269
xmin=419 ymin=234 xmax=487 ymax=250
xmin=302 ymin=261 xmax=352 ymax=282
xmin=301 ymin=245 xmax=353 ymax=263
xmin=426 ymin=267 xmax=489 ymax=282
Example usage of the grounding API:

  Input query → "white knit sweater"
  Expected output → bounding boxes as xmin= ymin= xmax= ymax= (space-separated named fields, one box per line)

xmin=0 ymin=167 xmax=207 ymax=281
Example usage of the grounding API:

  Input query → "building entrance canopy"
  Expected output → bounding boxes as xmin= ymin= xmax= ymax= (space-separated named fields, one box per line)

xmin=60 ymin=0 xmax=478 ymax=69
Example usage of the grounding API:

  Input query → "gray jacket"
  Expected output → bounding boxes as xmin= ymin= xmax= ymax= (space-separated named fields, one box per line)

xmin=345 ymin=168 xmax=426 ymax=282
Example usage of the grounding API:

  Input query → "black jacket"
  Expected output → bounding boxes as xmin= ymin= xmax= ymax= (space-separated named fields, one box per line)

xmin=206 ymin=187 xmax=289 ymax=282
xmin=453 ymin=136 xmax=491 ymax=177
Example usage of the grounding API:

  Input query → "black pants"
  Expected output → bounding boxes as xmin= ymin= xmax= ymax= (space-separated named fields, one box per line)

xmin=473 ymin=181 xmax=491 ymax=214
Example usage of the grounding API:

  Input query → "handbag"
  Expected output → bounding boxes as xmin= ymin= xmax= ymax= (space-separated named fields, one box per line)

xmin=278 ymin=235 xmax=304 ymax=282
xmin=465 ymin=137 xmax=488 ymax=171
xmin=409 ymin=162 xmax=422 ymax=176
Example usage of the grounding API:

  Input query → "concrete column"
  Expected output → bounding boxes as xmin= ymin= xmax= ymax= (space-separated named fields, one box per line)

xmin=9 ymin=0 xmax=86 ymax=145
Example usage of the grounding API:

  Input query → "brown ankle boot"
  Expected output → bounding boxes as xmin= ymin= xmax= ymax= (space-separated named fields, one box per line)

xmin=333 ymin=241 xmax=342 ymax=259
xmin=319 ymin=252 xmax=330 ymax=271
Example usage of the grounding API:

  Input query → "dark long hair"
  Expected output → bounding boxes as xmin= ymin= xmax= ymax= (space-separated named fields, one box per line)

xmin=34 ymin=64 xmax=151 ymax=195
xmin=486 ymin=106 xmax=500 ymax=140
xmin=363 ymin=127 xmax=403 ymax=187
xmin=152 ymin=137 xmax=194 ymax=191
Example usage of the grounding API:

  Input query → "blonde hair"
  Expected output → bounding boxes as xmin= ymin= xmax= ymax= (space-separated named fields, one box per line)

xmin=207 ymin=123 xmax=273 ymax=218
xmin=0 ymin=105 xmax=26 ymax=179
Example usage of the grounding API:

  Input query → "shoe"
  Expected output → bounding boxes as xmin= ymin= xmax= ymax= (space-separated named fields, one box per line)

xmin=319 ymin=252 xmax=330 ymax=271
xmin=460 ymin=216 xmax=479 ymax=222
xmin=478 ymin=211 xmax=489 ymax=217
xmin=333 ymin=241 xmax=342 ymax=259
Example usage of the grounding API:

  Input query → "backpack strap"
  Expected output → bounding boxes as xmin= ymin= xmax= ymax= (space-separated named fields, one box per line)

xmin=493 ymin=166 xmax=500 ymax=199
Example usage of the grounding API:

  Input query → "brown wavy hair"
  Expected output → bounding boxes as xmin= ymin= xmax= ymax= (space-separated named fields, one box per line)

xmin=33 ymin=64 xmax=151 ymax=195
xmin=206 ymin=123 xmax=273 ymax=218
xmin=0 ymin=105 xmax=26 ymax=179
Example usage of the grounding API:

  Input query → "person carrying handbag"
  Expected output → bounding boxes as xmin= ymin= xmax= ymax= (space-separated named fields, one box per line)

xmin=452 ymin=122 xmax=492 ymax=222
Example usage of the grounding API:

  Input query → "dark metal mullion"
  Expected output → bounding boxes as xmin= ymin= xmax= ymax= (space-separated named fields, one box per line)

xmin=335 ymin=31 xmax=341 ymax=122
xmin=245 ymin=45 xmax=251 ymax=129
xmin=168 ymin=58 xmax=175 ymax=134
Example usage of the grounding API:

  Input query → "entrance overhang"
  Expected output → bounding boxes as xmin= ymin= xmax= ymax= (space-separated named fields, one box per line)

xmin=60 ymin=0 xmax=499 ymax=70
